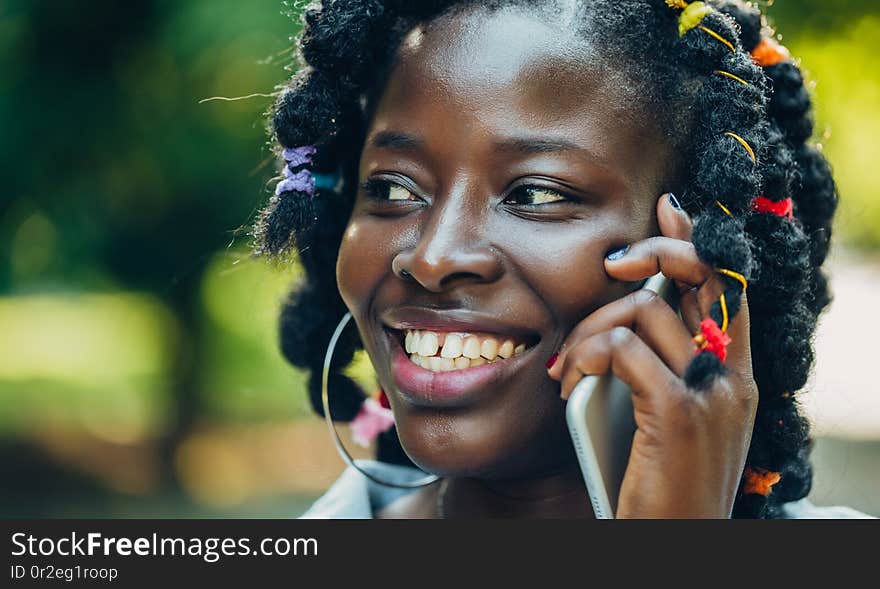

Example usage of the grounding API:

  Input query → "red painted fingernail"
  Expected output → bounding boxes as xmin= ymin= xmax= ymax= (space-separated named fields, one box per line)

xmin=546 ymin=353 xmax=559 ymax=370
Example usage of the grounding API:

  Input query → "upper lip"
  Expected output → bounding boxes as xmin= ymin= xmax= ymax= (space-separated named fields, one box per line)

xmin=381 ymin=306 xmax=540 ymax=343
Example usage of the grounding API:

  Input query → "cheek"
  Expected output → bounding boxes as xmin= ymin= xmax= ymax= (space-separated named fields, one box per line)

xmin=495 ymin=217 xmax=635 ymax=329
xmin=337 ymin=217 xmax=387 ymax=314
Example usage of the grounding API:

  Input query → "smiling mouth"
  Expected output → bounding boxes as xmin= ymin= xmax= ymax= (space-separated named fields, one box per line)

xmin=392 ymin=328 xmax=534 ymax=372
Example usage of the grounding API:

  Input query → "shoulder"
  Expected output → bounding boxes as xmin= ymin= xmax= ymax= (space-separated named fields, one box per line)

xmin=778 ymin=498 xmax=875 ymax=519
xmin=299 ymin=460 xmax=426 ymax=519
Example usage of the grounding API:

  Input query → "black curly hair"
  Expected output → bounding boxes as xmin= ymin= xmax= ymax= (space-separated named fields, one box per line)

xmin=254 ymin=0 xmax=839 ymax=518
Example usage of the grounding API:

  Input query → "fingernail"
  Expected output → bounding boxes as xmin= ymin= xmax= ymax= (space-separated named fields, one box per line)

xmin=606 ymin=246 xmax=630 ymax=261
xmin=546 ymin=353 xmax=559 ymax=370
xmin=668 ymin=193 xmax=682 ymax=210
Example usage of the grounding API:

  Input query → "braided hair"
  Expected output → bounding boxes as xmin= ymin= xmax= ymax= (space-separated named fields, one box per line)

xmin=255 ymin=0 xmax=839 ymax=518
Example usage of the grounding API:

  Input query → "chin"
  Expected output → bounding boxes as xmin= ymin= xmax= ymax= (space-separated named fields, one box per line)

xmin=390 ymin=402 xmax=573 ymax=480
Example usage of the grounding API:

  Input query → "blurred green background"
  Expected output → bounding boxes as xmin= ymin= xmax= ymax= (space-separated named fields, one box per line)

xmin=1 ymin=0 xmax=878 ymax=517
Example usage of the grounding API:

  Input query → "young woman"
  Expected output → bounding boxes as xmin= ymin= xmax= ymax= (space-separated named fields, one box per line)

xmin=256 ymin=0 xmax=871 ymax=518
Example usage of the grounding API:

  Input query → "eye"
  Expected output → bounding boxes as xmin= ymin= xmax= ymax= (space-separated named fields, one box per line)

xmin=504 ymin=185 xmax=570 ymax=206
xmin=360 ymin=178 xmax=420 ymax=202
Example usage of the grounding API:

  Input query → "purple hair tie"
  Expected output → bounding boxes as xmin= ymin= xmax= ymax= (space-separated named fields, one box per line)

xmin=276 ymin=145 xmax=317 ymax=197
xmin=275 ymin=169 xmax=315 ymax=196
xmin=281 ymin=145 xmax=316 ymax=167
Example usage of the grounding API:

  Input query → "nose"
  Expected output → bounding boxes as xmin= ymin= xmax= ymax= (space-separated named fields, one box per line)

xmin=392 ymin=192 xmax=503 ymax=292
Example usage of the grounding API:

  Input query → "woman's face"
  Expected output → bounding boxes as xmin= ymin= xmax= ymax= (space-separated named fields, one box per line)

xmin=337 ymin=6 xmax=676 ymax=479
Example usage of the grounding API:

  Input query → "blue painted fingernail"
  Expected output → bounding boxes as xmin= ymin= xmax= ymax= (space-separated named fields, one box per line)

xmin=606 ymin=246 xmax=630 ymax=261
xmin=668 ymin=193 xmax=682 ymax=210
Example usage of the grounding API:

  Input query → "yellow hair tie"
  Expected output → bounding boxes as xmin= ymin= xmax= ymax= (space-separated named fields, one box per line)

xmin=665 ymin=0 xmax=689 ymax=9
xmin=715 ymin=200 xmax=733 ymax=217
xmin=716 ymin=268 xmax=748 ymax=292
xmin=719 ymin=292 xmax=729 ymax=332
xmin=715 ymin=70 xmax=749 ymax=87
xmin=678 ymin=2 xmax=712 ymax=36
xmin=724 ymin=132 xmax=756 ymax=163
xmin=697 ymin=25 xmax=736 ymax=52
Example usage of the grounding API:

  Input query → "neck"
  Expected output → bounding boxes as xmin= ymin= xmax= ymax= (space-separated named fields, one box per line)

xmin=438 ymin=465 xmax=595 ymax=519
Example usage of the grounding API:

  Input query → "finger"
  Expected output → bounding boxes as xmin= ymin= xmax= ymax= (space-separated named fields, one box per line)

xmin=604 ymin=236 xmax=713 ymax=288
xmin=548 ymin=288 xmax=694 ymax=379
xmin=720 ymin=289 xmax=754 ymax=379
xmin=558 ymin=327 xmax=680 ymax=402
xmin=657 ymin=193 xmax=693 ymax=243
xmin=679 ymin=287 xmax=702 ymax=333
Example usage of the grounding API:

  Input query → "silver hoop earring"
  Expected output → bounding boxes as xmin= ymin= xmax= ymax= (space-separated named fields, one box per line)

xmin=322 ymin=311 xmax=439 ymax=489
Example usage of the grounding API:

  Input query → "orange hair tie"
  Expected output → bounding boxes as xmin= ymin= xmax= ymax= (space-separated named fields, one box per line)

xmin=751 ymin=37 xmax=791 ymax=67
xmin=743 ymin=466 xmax=782 ymax=496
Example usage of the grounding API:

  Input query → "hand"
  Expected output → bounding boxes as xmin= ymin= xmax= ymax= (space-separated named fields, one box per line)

xmin=547 ymin=194 xmax=759 ymax=518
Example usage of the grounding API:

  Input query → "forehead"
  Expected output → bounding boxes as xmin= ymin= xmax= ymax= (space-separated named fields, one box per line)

xmin=367 ymin=5 xmax=661 ymax=168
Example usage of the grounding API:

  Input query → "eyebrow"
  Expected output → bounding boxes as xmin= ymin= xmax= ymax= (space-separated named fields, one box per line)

xmin=368 ymin=130 xmax=425 ymax=152
xmin=367 ymin=130 xmax=607 ymax=165
xmin=492 ymin=136 xmax=587 ymax=156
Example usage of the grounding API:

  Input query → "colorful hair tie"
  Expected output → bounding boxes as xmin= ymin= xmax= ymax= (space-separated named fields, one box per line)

xmin=276 ymin=145 xmax=317 ymax=197
xmin=742 ymin=466 xmax=782 ymax=496
xmin=724 ymin=132 xmax=756 ymax=163
xmin=718 ymin=291 xmax=729 ymax=332
xmin=693 ymin=317 xmax=731 ymax=362
xmin=665 ymin=2 xmax=735 ymax=52
xmin=697 ymin=25 xmax=735 ymax=52
xmin=715 ymin=200 xmax=733 ymax=217
xmin=378 ymin=389 xmax=390 ymax=409
xmin=716 ymin=267 xmax=748 ymax=292
xmin=350 ymin=391 xmax=395 ymax=448
xmin=282 ymin=145 xmax=316 ymax=167
xmin=678 ymin=2 xmax=712 ymax=36
xmin=714 ymin=70 xmax=750 ymax=87
xmin=751 ymin=37 xmax=791 ymax=68
xmin=752 ymin=196 xmax=794 ymax=219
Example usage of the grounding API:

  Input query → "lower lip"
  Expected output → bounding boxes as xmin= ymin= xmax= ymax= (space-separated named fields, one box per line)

xmin=387 ymin=331 xmax=533 ymax=407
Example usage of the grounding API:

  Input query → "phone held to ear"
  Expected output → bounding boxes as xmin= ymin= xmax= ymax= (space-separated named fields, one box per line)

xmin=565 ymin=273 xmax=677 ymax=519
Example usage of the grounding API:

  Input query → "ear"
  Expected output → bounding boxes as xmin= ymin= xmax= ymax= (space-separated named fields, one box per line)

xmin=657 ymin=193 xmax=692 ymax=242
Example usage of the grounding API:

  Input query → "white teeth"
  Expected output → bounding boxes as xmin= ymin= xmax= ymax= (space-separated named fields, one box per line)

xmin=440 ymin=333 xmax=463 ymax=358
xmin=410 ymin=331 xmax=422 ymax=353
xmin=454 ymin=357 xmax=471 ymax=369
xmin=409 ymin=353 xmax=491 ymax=372
xmin=418 ymin=331 xmax=439 ymax=356
xmin=425 ymin=356 xmax=454 ymax=371
xmin=402 ymin=329 xmax=532 ymax=371
xmin=480 ymin=338 xmax=499 ymax=360
xmin=462 ymin=336 xmax=481 ymax=359
xmin=437 ymin=357 xmax=455 ymax=371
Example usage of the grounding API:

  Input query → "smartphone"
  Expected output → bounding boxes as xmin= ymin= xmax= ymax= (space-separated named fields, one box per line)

xmin=565 ymin=273 xmax=677 ymax=518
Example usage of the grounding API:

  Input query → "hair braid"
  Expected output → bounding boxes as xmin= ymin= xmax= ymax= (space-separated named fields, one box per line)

xmin=659 ymin=6 xmax=763 ymax=389
xmin=714 ymin=0 xmax=833 ymax=517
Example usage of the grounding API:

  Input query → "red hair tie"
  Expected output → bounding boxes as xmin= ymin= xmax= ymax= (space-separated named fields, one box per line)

xmin=743 ymin=466 xmax=782 ymax=496
xmin=753 ymin=196 xmax=794 ymax=219
xmin=693 ymin=317 xmax=731 ymax=363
